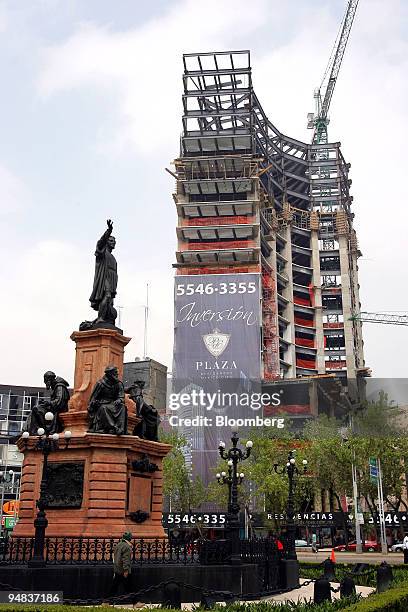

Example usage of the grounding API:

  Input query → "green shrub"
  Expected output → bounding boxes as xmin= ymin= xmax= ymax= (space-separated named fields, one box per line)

xmin=190 ymin=599 xmax=359 ymax=612
xmin=340 ymin=580 xmax=408 ymax=611
xmin=0 ymin=607 xmax=104 ymax=612
xmin=215 ymin=599 xmax=359 ymax=612
xmin=0 ymin=596 xmax=359 ymax=612
xmin=300 ymin=561 xmax=408 ymax=589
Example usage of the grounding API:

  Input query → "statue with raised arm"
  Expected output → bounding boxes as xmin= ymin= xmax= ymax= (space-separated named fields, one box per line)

xmin=80 ymin=219 xmax=119 ymax=330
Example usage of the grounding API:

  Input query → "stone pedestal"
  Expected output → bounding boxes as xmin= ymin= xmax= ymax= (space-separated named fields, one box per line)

xmin=70 ymin=328 xmax=129 ymax=408
xmin=13 ymin=327 xmax=171 ymax=538
xmin=67 ymin=328 xmax=133 ymax=434
xmin=15 ymin=434 xmax=170 ymax=537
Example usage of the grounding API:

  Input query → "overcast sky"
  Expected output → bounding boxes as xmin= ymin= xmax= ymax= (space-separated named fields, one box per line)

xmin=1 ymin=0 xmax=407 ymax=386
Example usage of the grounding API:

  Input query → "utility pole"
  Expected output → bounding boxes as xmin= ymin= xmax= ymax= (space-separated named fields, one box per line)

xmin=0 ymin=455 xmax=11 ymax=536
xmin=143 ymin=283 xmax=149 ymax=359
xmin=377 ymin=458 xmax=388 ymax=555
xmin=341 ymin=423 xmax=362 ymax=553
xmin=12 ymin=473 xmax=21 ymax=528
xmin=117 ymin=305 xmax=124 ymax=328
xmin=352 ymin=459 xmax=363 ymax=554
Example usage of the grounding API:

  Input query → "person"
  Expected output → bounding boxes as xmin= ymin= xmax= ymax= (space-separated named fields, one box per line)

xmin=88 ymin=366 xmax=127 ymax=435
xmin=312 ymin=532 xmax=318 ymax=554
xmin=25 ymin=371 xmax=69 ymax=435
xmin=89 ymin=219 xmax=118 ymax=326
xmin=276 ymin=538 xmax=284 ymax=552
xmin=402 ymin=533 xmax=408 ymax=563
xmin=108 ymin=532 xmax=133 ymax=599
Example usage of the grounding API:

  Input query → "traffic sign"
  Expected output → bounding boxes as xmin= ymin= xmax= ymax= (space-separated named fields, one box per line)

xmin=1 ymin=516 xmax=18 ymax=528
xmin=369 ymin=458 xmax=378 ymax=483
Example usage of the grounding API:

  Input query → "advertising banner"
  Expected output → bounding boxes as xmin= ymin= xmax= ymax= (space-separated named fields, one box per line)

xmin=172 ymin=273 xmax=262 ymax=483
xmin=173 ymin=273 xmax=261 ymax=381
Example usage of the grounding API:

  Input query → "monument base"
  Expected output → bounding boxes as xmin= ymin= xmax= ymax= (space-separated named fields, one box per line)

xmin=15 ymin=433 xmax=170 ymax=538
xmin=14 ymin=326 xmax=170 ymax=539
xmin=0 ymin=563 xmax=261 ymax=602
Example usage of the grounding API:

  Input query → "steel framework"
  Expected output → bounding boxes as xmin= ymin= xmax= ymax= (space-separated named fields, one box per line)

xmin=173 ymin=50 xmax=365 ymax=388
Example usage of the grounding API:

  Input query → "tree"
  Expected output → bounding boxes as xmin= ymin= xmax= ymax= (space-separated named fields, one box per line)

xmin=348 ymin=396 xmax=408 ymax=537
xmin=302 ymin=397 xmax=408 ymax=542
xmin=159 ymin=430 xmax=206 ymax=512
xmin=303 ymin=415 xmax=354 ymax=543
xmin=243 ymin=428 xmax=312 ymax=532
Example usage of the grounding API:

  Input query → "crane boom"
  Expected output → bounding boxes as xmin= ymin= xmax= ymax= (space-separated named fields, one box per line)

xmin=350 ymin=312 xmax=408 ymax=326
xmin=308 ymin=0 xmax=360 ymax=143
xmin=320 ymin=0 xmax=359 ymax=120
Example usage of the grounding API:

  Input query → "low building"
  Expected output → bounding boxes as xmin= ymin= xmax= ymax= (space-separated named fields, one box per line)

xmin=0 ymin=384 xmax=46 ymax=534
xmin=123 ymin=358 xmax=168 ymax=415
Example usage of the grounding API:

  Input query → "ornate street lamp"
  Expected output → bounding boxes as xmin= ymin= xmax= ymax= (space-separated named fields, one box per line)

xmin=216 ymin=462 xmax=245 ymax=513
xmin=22 ymin=412 xmax=72 ymax=567
xmin=218 ymin=432 xmax=252 ymax=564
xmin=274 ymin=450 xmax=307 ymax=561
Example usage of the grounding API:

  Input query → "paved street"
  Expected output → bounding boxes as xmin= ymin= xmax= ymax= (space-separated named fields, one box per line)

xmin=298 ymin=549 xmax=405 ymax=565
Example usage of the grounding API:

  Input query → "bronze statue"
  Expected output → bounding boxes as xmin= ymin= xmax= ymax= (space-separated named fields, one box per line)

xmin=125 ymin=380 xmax=145 ymax=417
xmin=88 ymin=365 xmax=127 ymax=435
xmin=126 ymin=380 xmax=160 ymax=442
xmin=80 ymin=219 xmax=119 ymax=330
xmin=25 ymin=371 xmax=69 ymax=435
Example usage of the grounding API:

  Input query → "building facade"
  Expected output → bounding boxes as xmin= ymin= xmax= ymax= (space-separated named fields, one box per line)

xmin=0 ymin=384 xmax=45 ymax=533
xmin=123 ymin=358 xmax=168 ymax=415
xmin=171 ymin=51 xmax=368 ymax=410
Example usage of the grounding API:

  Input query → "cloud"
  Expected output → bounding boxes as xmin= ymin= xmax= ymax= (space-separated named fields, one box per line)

xmin=0 ymin=237 xmax=174 ymax=385
xmin=117 ymin=264 xmax=174 ymax=368
xmin=0 ymin=2 xmax=8 ymax=32
xmin=10 ymin=0 xmax=408 ymax=379
xmin=0 ymin=164 xmax=29 ymax=216
xmin=239 ymin=0 xmax=408 ymax=378
xmin=0 ymin=240 xmax=86 ymax=385
xmin=36 ymin=0 xmax=271 ymax=155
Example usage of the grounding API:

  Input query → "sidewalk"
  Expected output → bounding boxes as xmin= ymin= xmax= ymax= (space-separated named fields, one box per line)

xmin=263 ymin=578 xmax=374 ymax=604
xmin=112 ymin=579 xmax=374 ymax=608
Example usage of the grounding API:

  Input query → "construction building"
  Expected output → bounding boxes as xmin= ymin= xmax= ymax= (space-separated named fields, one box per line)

xmin=171 ymin=50 xmax=368 ymax=414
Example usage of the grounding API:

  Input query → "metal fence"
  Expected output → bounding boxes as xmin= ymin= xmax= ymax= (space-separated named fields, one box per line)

xmin=0 ymin=536 xmax=280 ymax=571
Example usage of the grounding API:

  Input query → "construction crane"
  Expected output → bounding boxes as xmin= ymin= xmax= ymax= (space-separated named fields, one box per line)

xmin=307 ymin=0 xmax=360 ymax=144
xmin=350 ymin=312 xmax=408 ymax=326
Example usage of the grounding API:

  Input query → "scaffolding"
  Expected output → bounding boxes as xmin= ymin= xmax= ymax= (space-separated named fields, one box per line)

xmin=173 ymin=50 xmax=365 ymax=389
